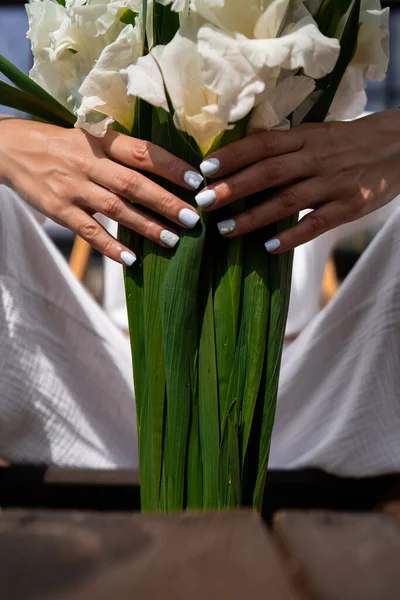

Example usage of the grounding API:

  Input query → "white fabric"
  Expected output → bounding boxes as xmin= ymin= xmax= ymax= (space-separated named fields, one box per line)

xmin=270 ymin=206 xmax=400 ymax=476
xmin=1 ymin=182 xmax=400 ymax=476
xmin=0 ymin=185 xmax=137 ymax=468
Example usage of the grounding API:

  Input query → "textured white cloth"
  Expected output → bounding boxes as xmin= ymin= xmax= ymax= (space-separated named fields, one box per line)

xmin=270 ymin=206 xmax=400 ymax=475
xmin=1 ymin=182 xmax=400 ymax=476
xmin=0 ymin=185 xmax=137 ymax=467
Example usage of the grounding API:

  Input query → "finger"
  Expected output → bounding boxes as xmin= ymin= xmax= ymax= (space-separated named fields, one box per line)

xmin=81 ymin=185 xmax=181 ymax=249
xmin=102 ymin=130 xmax=204 ymax=190
xmin=90 ymin=160 xmax=201 ymax=229
xmin=62 ymin=208 xmax=137 ymax=265
xmin=196 ymin=153 xmax=315 ymax=211
xmin=264 ymin=200 xmax=356 ymax=254
xmin=215 ymin=178 xmax=327 ymax=238
xmin=199 ymin=130 xmax=304 ymax=179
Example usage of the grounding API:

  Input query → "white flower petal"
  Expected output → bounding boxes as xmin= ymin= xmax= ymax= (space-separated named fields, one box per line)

xmin=198 ymin=24 xmax=271 ymax=122
xmin=77 ymin=23 xmax=141 ymax=134
xmin=254 ymin=0 xmax=291 ymax=40
xmin=248 ymin=75 xmax=315 ymax=133
xmin=76 ymin=96 xmax=115 ymax=136
xmin=123 ymin=50 xmax=169 ymax=112
xmin=353 ymin=4 xmax=390 ymax=81
xmin=191 ymin=0 xmax=263 ymax=38
xmin=327 ymin=66 xmax=367 ymax=121
xmin=240 ymin=15 xmax=340 ymax=79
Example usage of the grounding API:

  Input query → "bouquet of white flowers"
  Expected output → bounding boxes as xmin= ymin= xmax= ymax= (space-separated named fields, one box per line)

xmin=0 ymin=0 xmax=389 ymax=512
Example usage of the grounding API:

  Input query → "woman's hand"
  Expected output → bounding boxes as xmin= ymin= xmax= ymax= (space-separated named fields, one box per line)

xmin=195 ymin=109 xmax=400 ymax=253
xmin=0 ymin=118 xmax=203 ymax=264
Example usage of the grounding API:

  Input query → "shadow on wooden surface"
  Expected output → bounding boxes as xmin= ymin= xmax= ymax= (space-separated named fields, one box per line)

xmin=1 ymin=466 xmax=399 ymax=521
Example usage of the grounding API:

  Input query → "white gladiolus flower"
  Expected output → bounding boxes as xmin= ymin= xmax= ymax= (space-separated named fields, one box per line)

xmin=328 ymin=0 xmax=389 ymax=121
xmin=123 ymin=17 xmax=257 ymax=154
xmin=27 ymin=0 xmax=143 ymax=133
xmin=65 ymin=0 xmax=141 ymax=36
xmin=77 ymin=22 xmax=141 ymax=135
xmin=123 ymin=2 xmax=339 ymax=153
xmin=193 ymin=0 xmax=340 ymax=95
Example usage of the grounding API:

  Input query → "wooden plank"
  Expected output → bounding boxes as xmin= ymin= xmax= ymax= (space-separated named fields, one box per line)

xmin=0 ymin=510 xmax=299 ymax=600
xmin=273 ymin=511 xmax=400 ymax=600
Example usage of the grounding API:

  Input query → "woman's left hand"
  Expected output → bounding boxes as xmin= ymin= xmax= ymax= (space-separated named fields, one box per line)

xmin=195 ymin=110 xmax=400 ymax=253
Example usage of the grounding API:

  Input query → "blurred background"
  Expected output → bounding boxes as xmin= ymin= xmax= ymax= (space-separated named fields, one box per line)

xmin=0 ymin=0 xmax=399 ymax=301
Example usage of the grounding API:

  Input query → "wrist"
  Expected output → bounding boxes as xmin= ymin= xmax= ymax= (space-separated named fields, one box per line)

xmin=0 ymin=116 xmax=21 ymax=186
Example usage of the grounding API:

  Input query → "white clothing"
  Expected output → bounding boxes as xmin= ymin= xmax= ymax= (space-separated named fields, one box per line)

xmin=0 ymin=183 xmax=399 ymax=476
xmin=0 ymin=185 xmax=137 ymax=467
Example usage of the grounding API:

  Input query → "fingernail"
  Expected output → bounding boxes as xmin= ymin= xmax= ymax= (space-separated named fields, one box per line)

xmin=184 ymin=170 xmax=203 ymax=190
xmin=195 ymin=189 xmax=216 ymax=208
xmin=265 ymin=239 xmax=281 ymax=252
xmin=217 ymin=218 xmax=236 ymax=236
xmin=120 ymin=250 xmax=137 ymax=266
xmin=179 ymin=208 xmax=200 ymax=228
xmin=200 ymin=158 xmax=220 ymax=177
xmin=160 ymin=230 xmax=180 ymax=248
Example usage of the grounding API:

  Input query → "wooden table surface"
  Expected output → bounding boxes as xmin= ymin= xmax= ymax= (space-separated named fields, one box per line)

xmin=1 ymin=509 xmax=400 ymax=600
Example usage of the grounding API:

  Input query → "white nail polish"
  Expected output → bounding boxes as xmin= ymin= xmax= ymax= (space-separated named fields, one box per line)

xmin=120 ymin=250 xmax=137 ymax=266
xmin=200 ymin=158 xmax=220 ymax=177
xmin=184 ymin=170 xmax=203 ymax=190
xmin=179 ymin=208 xmax=200 ymax=228
xmin=264 ymin=239 xmax=281 ymax=252
xmin=217 ymin=219 xmax=236 ymax=236
xmin=195 ymin=189 xmax=216 ymax=208
xmin=160 ymin=230 xmax=180 ymax=248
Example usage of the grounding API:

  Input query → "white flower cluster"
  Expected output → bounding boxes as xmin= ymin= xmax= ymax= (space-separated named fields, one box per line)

xmin=27 ymin=0 xmax=144 ymax=134
xmin=26 ymin=0 xmax=389 ymax=151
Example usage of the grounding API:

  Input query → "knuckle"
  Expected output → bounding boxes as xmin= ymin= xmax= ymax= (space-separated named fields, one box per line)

xmin=157 ymin=193 xmax=175 ymax=215
xmin=243 ymin=207 xmax=259 ymax=232
xmin=167 ymin=156 xmax=182 ymax=177
xmin=131 ymin=139 xmax=150 ymax=165
xmin=102 ymin=237 xmax=115 ymax=257
xmin=279 ymin=189 xmax=298 ymax=212
xmin=259 ymin=131 xmax=278 ymax=156
xmin=142 ymin=220 xmax=155 ymax=240
xmin=229 ymin=144 xmax=244 ymax=165
xmin=78 ymin=222 xmax=99 ymax=242
xmin=116 ymin=171 xmax=137 ymax=197
xmin=307 ymin=212 xmax=329 ymax=236
xmin=264 ymin=157 xmax=284 ymax=183
xmin=103 ymin=193 xmax=122 ymax=219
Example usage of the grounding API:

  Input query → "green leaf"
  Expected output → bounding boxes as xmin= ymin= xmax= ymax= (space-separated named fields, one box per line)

xmin=219 ymin=400 xmax=241 ymax=508
xmin=315 ymin=0 xmax=353 ymax=38
xmin=197 ymin=244 xmax=220 ymax=509
xmin=153 ymin=2 xmax=180 ymax=46
xmin=252 ymin=217 xmax=296 ymax=510
xmin=0 ymin=80 xmax=75 ymax=127
xmin=0 ymin=54 xmax=75 ymax=125
xmin=214 ymin=235 xmax=243 ymax=430
xmin=304 ymin=0 xmax=361 ymax=123
xmin=120 ymin=8 xmax=139 ymax=25
xmin=240 ymin=229 xmax=271 ymax=465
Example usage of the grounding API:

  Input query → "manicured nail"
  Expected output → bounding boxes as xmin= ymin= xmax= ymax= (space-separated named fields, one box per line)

xmin=200 ymin=158 xmax=220 ymax=177
xmin=179 ymin=208 xmax=200 ymax=228
xmin=120 ymin=250 xmax=136 ymax=266
xmin=160 ymin=230 xmax=180 ymax=248
xmin=184 ymin=170 xmax=203 ymax=190
xmin=195 ymin=189 xmax=216 ymax=208
xmin=265 ymin=239 xmax=281 ymax=252
xmin=217 ymin=219 xmax=236 ymax=236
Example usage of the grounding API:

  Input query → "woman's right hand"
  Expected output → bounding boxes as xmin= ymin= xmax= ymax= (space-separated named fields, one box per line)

xmin=0 ymin=118 xmax=203 ymax=265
